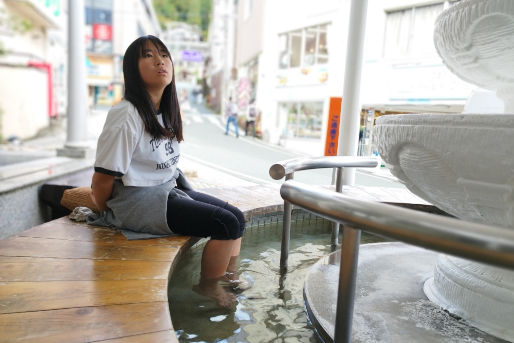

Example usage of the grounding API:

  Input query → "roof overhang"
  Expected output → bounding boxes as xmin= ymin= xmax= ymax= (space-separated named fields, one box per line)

xmin=5 ymin=0 xmax=60 ymax=29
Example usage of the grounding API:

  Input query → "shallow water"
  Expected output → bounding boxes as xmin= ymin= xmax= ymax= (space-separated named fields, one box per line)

xmin=168 ymin=213 xmax=385 ymax=343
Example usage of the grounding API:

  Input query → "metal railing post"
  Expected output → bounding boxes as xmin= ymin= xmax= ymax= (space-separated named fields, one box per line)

xmin=334 ymin=226 xmax=361 ymax=343
xmin=331 ymin=167 xmax=344 ymax=248
xmin=280 ymin=173 xmax=294 ymax=271
xmin=269 ymin=156 xmax=377 ymax=271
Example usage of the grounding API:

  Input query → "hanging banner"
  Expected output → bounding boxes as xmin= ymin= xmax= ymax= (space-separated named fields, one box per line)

xmin=324 ymin=97 xmax=342 ymax=156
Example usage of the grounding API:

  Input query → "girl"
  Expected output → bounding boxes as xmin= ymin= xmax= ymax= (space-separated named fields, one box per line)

xmin=90 ymin=35 xmax=245 ymax=307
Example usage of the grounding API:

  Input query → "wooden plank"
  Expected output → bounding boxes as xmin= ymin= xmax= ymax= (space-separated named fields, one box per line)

xmin=0 ymin=237 xmax=179 ymax=261
xmin=0 ymin=279 xmax=168 ymax=313
xmin=19 ymin=218 xmax=190 ymax=247
xmin=19 ymin=219 xmax=119 ymax=241
xmin=0 ymin=257 xmax=172 ymax=281
xmin=100 ymin=330 xmax=178 ymax=343
xmin=0 ymin=302 xmax=172 ymax=343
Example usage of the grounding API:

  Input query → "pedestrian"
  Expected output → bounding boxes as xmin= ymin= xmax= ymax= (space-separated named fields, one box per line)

xmin=89 ymin=35 xmax=246 ymax=307
xmin=245 ymin=99 xmax=257 ymax=137
xmin=224 ymin=97 xmax=239 ymax=138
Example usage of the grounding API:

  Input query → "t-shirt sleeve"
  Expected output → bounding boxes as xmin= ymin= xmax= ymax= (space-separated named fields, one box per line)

xmin=94 ymin=105 xmax=141 ymax=176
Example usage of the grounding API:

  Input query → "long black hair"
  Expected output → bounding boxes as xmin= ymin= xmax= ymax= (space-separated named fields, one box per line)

xmin=122 ymin=35 xmax=183 ymax=142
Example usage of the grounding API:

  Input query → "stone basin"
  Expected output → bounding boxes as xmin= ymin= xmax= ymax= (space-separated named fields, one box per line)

xmin=374 ymin=113 xmax=514 ymax=341
xmin=434 ymin=0 xmax=514 ymax=112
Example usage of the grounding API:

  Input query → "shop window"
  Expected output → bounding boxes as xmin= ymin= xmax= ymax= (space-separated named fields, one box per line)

xmin=278 ymin=24 xmax=329 ymax=69
xmin=317 ymin=27 xmax=328 ymax=64
xmin=304 ymin=28 xmax=317 ymax=66
xmin=280 ymin=101 xmax=323 ymax=138
xmin=290 ymin=31 xmax=302 ymax=68
xmin=244 ymin=0 xmax=253 ymax=20
xmin=383 ymin=2 xmax=445 ymax=58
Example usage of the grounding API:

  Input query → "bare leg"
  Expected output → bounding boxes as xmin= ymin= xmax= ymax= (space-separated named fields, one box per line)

xmin=226 ymin=237 xmax=242 ymax=275
xmin=224 ymin=238 xmax=251 ymax=291
xmin=194 ymin=239 xmax=237 ymax=307
xmin=231 ymin=238 xmax=242 ymax=258
xmin=202 ymin=239 xmax=235 ymax=279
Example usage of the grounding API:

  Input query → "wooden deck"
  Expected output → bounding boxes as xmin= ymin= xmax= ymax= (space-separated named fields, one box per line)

xmin=0 ymin=184 xmax=284 ymax=343
xmin=0 ymin=217 xmax=191 ymax=343
xmin=0 ymin=183 xmax=429 ymax=342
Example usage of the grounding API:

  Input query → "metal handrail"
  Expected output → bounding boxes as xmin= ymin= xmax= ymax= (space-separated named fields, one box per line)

xmin=281 ymin=180 xmax=514 ymax=268
xmin=268 ymin=156 xmax=378 ymax=270
xmin=269 ymin=156 xmax=377 ymax=180
xmin=281 ymin=180 xmax=514 ymax=343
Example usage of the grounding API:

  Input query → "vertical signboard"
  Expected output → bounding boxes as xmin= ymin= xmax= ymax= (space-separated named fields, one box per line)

xmin=324 ymin=97 xmax=342 ymax=156
xmin=85 ymin=0 xmax=113 ymax=54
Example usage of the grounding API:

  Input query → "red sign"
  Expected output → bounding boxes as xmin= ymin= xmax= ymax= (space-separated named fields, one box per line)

xmin=324 ymin=97 xmax=342 ymax=156
xmin=93 ymin=23 xmax=112 ymax=41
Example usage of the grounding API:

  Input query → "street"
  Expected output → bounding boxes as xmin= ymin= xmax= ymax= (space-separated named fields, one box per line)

xmin=0 ymin=97 xmax=405 ymax=190
xmin=181 ymin=101 xmax=405 ymax=188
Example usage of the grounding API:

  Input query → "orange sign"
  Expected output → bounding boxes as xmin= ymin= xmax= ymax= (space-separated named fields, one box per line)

xmin=324 ymin=97 xmax=342 ymax=156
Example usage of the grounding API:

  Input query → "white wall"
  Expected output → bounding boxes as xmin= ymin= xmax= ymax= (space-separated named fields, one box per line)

xmin=0 ymin=0 xmax=59 ymax=139
xmin=245 ymin=0 xmax=475 ymax=152
xmin=257 ymin=0 xmax=350 ymax=151
xmin=361 ymin=0 xmax=474 ymax=108
xmin=0 ymin=68 xmax=48 ymax=139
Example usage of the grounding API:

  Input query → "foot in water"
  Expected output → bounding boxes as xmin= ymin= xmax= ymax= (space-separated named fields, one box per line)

xmin=221 ymin=271 xmax=253 ymax=292
xmin=193 ymin=278 xmax=236 ymax=308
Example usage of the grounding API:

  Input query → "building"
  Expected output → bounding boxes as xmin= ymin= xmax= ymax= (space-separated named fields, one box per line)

xmin=0 ymin=0 xmax=64 ymax=140
xmin=232 ymin=0 xmax=474 ymax=155
xmin=233 ymin=0 xmax=265 ymax=130
xmin=85 ymin=0 xmax=161 ymax=108
xmin=162 ymin=22 xmax=209 ymax=86
xmin=206 ymin=0 xmax=237 ymax=113
xmin=0 ymin=0 xmax=161 ymax=141
xmin=231 ymin=0 xmax=351 ymax=152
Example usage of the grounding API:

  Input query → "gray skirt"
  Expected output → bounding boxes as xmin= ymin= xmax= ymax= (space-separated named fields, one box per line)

xmin=87 ymin=178 xmax=191 ymax=239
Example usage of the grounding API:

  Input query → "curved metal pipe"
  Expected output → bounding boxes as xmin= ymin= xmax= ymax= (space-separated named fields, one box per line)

xmin=281 ymin=180 xmax=514 ymax=269
xmin=269 ymin=156 xmax=379 ymax=272
xmin=269 ymin=156 xmax=377 ymax=180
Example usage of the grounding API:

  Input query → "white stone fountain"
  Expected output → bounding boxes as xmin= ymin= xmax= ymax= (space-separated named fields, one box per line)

xmin=375 ymin=0 xmax=514 ymax=340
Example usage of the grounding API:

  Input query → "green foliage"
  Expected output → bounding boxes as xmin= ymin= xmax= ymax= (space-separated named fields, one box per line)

xmin=153 ymin=0 xmax=211 ymax=40
xmin=187 ymin=0 xmax=201 ymax=27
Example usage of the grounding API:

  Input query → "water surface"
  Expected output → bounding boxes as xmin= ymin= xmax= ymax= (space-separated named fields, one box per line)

xmin=168 ymin=212 xmax=385 ymax=342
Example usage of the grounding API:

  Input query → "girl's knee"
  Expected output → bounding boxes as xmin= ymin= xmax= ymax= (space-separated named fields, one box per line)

xmin=224 ymin=204 xmax=245 ymax=227
xmin=213 ymin=209 xmax=243 ymax=240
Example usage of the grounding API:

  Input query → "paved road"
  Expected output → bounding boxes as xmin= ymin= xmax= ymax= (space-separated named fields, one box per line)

xmin=181 ymin=102 xmax=405 ymax=188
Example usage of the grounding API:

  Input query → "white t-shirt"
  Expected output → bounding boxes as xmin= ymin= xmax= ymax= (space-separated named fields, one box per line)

xmin=95 ymin=100 xmax=180 ymax=187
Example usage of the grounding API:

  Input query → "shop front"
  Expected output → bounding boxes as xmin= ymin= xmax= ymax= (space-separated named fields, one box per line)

xmin=86 ymin=55 xmax=116 ymax=107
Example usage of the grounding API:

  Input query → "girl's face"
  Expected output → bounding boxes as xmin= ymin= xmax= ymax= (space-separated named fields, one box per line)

xmin=138 ymin=41 xmax=173 ymax=93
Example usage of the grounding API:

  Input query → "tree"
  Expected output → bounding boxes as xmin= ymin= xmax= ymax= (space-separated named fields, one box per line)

xmin=152 ymin=0 xmax=211 ymax=40
xmin=198 ymin=0 xmax=211 ymax=40
xmin=187 ymin=0 xmax=201 ymax=27
xmin=153 ymin=0 xmax=179 ymax=23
